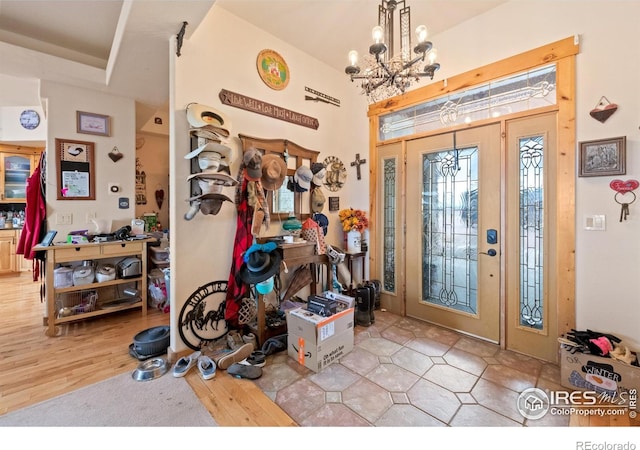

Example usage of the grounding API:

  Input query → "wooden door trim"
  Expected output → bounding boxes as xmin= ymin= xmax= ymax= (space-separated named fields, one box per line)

xmin=368 ymin=37 xmax=578 ymax=351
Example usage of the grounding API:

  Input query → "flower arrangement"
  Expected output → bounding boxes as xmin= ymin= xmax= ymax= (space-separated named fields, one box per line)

xmin=338 ymin=208 xmax=369 ymax=232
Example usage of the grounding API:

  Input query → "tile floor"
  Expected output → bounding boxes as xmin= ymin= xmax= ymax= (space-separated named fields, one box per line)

xmin=253 ymin=310 xmax=570 ymax=426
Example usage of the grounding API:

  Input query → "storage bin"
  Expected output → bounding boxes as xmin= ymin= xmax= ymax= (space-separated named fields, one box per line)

xmin=149 ymin=245 xmax=169 ymax=261
xmin=54 ymin=266 xmax=74 ymax=288
xmin=148 ymin=269 xmax=167 ymax=309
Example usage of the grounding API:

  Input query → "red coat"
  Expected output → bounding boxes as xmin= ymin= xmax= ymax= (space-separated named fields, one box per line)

xmin=17 ymin=155 xmax=46 ymax=279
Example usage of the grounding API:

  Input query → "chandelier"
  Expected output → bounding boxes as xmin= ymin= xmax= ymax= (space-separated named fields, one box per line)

xmin=345 ymin=0 xmax=440 ymax=103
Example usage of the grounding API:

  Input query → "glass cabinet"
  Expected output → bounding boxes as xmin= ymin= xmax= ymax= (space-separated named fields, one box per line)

xmin=0 ymin=146 xmax=43 ymax=203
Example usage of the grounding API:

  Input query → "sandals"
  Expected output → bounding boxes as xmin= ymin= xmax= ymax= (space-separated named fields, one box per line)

xmin=172 ymin=350 xmax=201 ymax=377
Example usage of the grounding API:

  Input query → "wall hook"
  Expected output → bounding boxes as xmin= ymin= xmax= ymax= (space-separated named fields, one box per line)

xmin=176 ymin=21 xmax=188 ymax=57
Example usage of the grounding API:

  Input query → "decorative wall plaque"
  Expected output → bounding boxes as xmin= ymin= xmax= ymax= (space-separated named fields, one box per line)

xmin=219 ymin=89 xmax=319 ymax=130
xmin=257 ymin=49 xmax=289 ymax=90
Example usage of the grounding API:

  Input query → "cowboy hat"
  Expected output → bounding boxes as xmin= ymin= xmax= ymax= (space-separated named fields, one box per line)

xmin=261 ymin=154 xmax=287 ymax=191
xmin=186 ymin=171 xmax=237 ymax=185
xmin=238 ymin=248 xmax=282 ymax=285
xmin=186 ymin=102 xmax=232 ymax=130
xmin=199 ymin=193 xmax=234 ymax=215
xmin=189 ymin=125 xmax=229 ymax=141
xmin=187 ymin=183 xmax=223 ymax=201
xmin=186 ymin=157 xmax=230 ymax=178
xmin=184 ymin=142 xmax=232 ymax=160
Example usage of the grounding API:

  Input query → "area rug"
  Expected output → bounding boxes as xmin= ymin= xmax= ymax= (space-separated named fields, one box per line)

xmin=0 ymin=371 xmax=217 ymax=427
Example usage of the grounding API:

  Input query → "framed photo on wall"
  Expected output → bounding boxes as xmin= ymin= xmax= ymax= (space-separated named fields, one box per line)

xmin=55 ymin=138 xmax=96 ymax=200
xmin=578 ymin=136 xmax=626 ymax=177
xmin=77 ymin=111 xmax=111 ymax=136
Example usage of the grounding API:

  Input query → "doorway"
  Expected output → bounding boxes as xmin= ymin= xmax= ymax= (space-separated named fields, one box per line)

xmin=377 ymin=114 xmax=560 ymax=361
xmin=405 ymin=124 xmax=501 ymax=343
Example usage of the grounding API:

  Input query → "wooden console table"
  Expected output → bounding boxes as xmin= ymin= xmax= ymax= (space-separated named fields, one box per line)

xmin=344 ymin=251 xmax=367 ymax=288
xmin=252 ymin=241 xmax=331 ymax=346
xmin=35 ymin=239 xmax=152 ymax=337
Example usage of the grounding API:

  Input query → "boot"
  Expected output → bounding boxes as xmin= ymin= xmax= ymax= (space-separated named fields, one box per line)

xmin=365 ymin=281 xmax=375 ymax=324
xmin=355 ymin=285 xmax=371 ymax=327
xmin=371 ymin=280 xmax=382 ymax=310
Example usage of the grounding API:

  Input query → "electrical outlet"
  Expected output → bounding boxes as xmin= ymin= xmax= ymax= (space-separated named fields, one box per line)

xmin=86 ymin=211 xmax=97 ymax=223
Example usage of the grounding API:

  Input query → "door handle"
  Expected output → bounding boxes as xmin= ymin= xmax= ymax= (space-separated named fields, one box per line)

xmin=480 ymin=249 xmax=497 ymax=257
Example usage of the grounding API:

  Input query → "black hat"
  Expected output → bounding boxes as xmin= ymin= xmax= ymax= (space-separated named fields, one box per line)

xmin=238 ymin=248 xmax=282 ymax=285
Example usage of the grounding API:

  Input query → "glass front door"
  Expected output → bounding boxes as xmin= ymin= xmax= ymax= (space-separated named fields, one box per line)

xmin=406 ymin=124 xmax=501 ymax=342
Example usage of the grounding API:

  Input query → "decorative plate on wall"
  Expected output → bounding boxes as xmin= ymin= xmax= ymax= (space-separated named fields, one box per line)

xmin=256 ymin=49 xmax=290 ymax=90
xmin=323 ymin=155 xmax=347 ymax=192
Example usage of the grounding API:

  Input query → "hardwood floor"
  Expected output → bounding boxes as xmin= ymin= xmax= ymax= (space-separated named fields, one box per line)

xmin=1 ymin=271 xmax=635 ymax=428
xmin=0 ymin=271 xmax=294 ymax=426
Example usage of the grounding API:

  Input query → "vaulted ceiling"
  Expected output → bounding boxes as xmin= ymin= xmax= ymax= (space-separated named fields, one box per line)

xmin=0 ymin=0 xmax=505 ymax=111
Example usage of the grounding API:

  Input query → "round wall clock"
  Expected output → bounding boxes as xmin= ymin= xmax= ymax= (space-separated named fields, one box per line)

xmin=19 ymin=109 xmax=40 ymax=130
xmin=256 ymin=49 xmax=290 ymax=90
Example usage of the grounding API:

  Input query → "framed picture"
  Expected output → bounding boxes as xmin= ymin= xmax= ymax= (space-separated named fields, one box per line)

xmin=55 ymin=138 xmax=96 ymax=200
xmin=579 ymin=136 xmax=626 ymax=177
xmin=77 ymin=111 xmax=111 ymax=136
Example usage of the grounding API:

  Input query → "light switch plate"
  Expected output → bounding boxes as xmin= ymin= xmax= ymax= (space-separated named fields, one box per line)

xmin=584 ymin=214 xmax=605 ymax=231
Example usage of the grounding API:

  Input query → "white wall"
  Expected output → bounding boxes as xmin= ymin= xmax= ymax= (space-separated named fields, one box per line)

xmin=430 ymin=1 xmax=640 ymax=348
xmin=40 ymin=81 xmax=137 ymax=236
xmin=0 ymin=105 xmax=46 ymax=143
xmin=135 ymin=133 xmax=170 ymax=230
xmin=169 ymin=5 xmax=369 ymax=353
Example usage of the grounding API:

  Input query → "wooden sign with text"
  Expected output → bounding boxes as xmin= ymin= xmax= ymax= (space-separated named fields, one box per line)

xmin=219 ymin=89 xmax=319 ymax=130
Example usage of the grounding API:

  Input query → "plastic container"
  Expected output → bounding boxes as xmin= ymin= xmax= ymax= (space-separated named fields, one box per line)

xmin=54 ymin=266 xmax=74 ymax=288
xmin=95 ymin=264 xmax=116 ymax=282
xmin=148 ymin=269 xmax=167 ymax=309
xmin=73 ymin=261 xmax=95 ymax=286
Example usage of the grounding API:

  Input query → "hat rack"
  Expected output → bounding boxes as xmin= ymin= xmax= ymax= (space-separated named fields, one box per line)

xmin=183 ymin=103 xmax=237 ymax=220
xmin=238 ymin=133 xmax=320 ymax=222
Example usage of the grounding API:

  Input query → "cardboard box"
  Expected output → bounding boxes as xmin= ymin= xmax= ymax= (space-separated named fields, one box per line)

xmin=559 ymin=346 xmax=640 ymax=398
xmin=286 ymin=307 xmax=354 ymax=372
xmin=321 ymin=290 xmax=355 ymax=310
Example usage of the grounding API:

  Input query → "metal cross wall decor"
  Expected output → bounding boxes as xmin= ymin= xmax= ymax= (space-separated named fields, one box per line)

xmin=351 ymin=153 xmax=367 ymax=180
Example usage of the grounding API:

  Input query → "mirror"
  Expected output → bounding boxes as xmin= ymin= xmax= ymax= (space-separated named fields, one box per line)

xmin=272 ymin=181 xmax=294 ymax=215
xmin=238 ymin=134 xmax=319 ymax=220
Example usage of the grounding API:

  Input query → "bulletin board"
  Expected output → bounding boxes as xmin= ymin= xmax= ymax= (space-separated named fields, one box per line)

xmin=55 ymin=138 xmax=96 ymax=200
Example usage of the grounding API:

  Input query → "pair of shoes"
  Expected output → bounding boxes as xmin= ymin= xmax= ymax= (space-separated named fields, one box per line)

xmin=226 ymin=330 xmax=244 ymax=350
xmin=261 ymin=334 xmax=287 ymax=356
xmin=239 ymin=350 xmax=266 ymax=368
xmin=172 ymin=350 xmax=201 ymax=377
xmin=212 ymin=343 xmax=254 ymax=370
xmin=243 ymin=333 xmax=258 ymax=351
xmin=197 ymin=355 xmax=216 ymax=380
xmin=228 ymin=362 xmax=262 ymax=379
